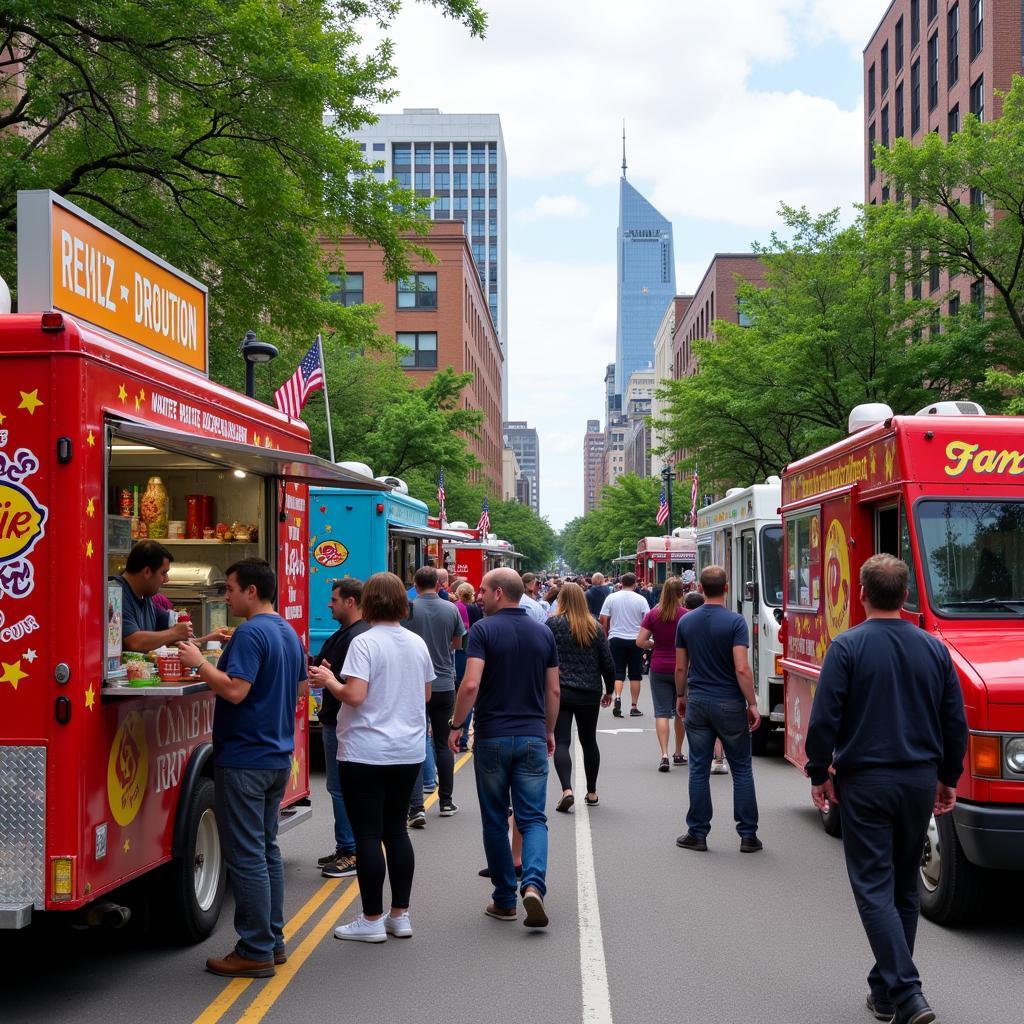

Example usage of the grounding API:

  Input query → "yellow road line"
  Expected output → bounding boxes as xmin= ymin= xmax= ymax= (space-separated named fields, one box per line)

xmin=195 ymin=750 xmax=472 ymax=1024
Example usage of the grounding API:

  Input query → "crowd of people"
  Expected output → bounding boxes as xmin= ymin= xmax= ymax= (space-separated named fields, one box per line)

xmin=174 ymin=550 xmax=965 ymax=1024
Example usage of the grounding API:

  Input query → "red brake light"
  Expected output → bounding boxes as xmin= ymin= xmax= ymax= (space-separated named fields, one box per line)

xmin=376 ymin=503 xmax=384 ymax=514
xmin=41 ymin=312 xmax=65 ymax=331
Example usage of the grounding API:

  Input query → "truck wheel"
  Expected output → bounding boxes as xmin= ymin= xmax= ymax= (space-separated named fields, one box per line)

xmin=162 ymin=776 xmax=225 ymax=943
xmin=820 ymin=802 xmax=843 ymax=838
xmin=918 ymin=812 xmax=988 ymax=926
xmin=750 ymin=720 xmax=772 ymax=756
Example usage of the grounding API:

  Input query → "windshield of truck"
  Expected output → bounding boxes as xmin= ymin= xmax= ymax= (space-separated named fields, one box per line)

xmin=917 ymin=500 xmax=1024 ymax=616
xmin=760 ymin=525 xmax=784 ymax=606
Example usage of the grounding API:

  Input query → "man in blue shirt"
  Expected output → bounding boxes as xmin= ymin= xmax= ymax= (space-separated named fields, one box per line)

xmin=115 ymin=541 xmax=194 ymax=651
xmin=674 ymin=565 xmax=761 ymax=852
xmin=806 ymin=554 xmax=967 ymax=1024
xmin=178 ymin=558 xmax=306 ymax=979
xmin=448 ymin=568 xmax=560 ymax=928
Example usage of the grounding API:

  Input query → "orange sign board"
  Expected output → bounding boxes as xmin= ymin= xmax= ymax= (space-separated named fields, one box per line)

xmin=17 ymin=191 xmax=208 ymax=373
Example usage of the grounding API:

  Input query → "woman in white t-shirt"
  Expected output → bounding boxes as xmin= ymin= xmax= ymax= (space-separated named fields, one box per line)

xmin=308 ymin=572 xmax=433 ymax=945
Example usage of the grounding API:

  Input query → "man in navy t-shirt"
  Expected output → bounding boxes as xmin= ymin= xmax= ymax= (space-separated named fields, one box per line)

xmin=448 ymin=568 xmax=560 ymax=929
xmin=178 ymin=559 xmax=306 ymax=979
xmin=674 ymin=565 xmax=761 ymax=852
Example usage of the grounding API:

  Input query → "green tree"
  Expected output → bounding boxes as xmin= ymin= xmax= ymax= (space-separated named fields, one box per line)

xmin=565 ymin=475 xmax=663 ymax=572
xmin=486 ymin=499 xmax=556 ymax=571
xmin=655 ymin=205 xmax=998 ymax=491
xmin=0 ymin=0 xmax=485 ymax=386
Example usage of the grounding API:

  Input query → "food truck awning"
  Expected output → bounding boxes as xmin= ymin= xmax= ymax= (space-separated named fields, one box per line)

xmin=110 ymin=420 xmax=391 ymax=491
xmin=389 ymin=524 xmax=476 ymax=543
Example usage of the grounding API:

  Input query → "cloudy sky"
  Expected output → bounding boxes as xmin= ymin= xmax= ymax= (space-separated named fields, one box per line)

xmin=372 ymin=0 xmax=891 ymax=528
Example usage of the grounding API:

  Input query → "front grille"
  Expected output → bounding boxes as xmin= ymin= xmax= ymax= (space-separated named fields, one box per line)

xmin=0 ymin=746 xmax=46 ymax=908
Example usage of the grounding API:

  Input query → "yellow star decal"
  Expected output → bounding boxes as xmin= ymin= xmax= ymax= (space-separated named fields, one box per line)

xmin=264 ymin=436 xmax=273 ymax=449
xmin=290 ymin=755 xmax=300 ymax=790
xmin=324 ymin=524 xmax=332 ymax=533
xmin=85 ymin=684 xmax=96 ymax=711
xmin=138 ymin=387 xmax=146 ymax=402
xmin=118 ymin=384 xmax=128 ymax=404
xmin=86 ymin=497 xmax=95 ymax=518
xmin=293 ymin=516 xmax=302 ymax=528
xmin=253 ymin=433 xmax=262 ymax=448
xmin=0 ymin=410 xmax=6 ymax=425
xmin=17 ymin=389 xmax=43 ymax=415
xmin=134 ymin=393 xmax=141 ymax=412
xmin=123 ymin=839 xmax=131 ymax=854
xmin=86 ymin=430 xmax=96 ymax=447
xmin=85 ymin=540 xmax=94 ymax=558
xmin=0 ymin=660 xmax=28 ymax=690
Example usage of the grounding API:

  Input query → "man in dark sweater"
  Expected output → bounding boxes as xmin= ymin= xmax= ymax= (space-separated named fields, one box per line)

xmin=314 ymin=579 xmax=370 ymax=879
xmin=806 ymin=554 xmax=967 ymax=1024
xmin=585 ymin=573 xmax=610 ymax=619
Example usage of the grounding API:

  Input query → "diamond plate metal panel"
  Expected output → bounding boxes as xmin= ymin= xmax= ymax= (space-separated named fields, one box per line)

xmin=0 ymin=746 xmax=46 ymax=909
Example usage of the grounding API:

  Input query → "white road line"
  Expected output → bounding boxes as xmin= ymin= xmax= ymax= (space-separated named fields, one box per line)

xmin=573 ymin=739 xmax=614 ymax=1024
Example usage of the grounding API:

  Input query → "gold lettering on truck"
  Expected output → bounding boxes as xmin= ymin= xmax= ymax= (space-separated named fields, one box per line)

xmin=944 ymin=440 xmax=1024 ymax=477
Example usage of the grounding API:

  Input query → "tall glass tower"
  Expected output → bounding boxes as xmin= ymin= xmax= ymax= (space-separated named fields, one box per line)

xmin=615 ymin=152 xmax=675 ymax=401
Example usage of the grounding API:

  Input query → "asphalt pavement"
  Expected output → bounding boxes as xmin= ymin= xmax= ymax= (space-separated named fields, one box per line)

xmin=4 ymin=691 xmax=1023 ymax=1024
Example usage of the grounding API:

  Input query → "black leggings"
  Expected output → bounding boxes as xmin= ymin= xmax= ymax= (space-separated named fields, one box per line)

xmin=553 ymin=702 xmax=601 ymax=794
xmin=338 ymin=760 xmax=420 ymax=916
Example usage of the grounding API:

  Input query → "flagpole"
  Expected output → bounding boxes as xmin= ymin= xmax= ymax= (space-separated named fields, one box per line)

xmin=317 ymin=334 xmax=336 ymax=463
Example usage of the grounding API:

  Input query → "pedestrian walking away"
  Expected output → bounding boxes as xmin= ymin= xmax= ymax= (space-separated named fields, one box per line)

xmin=402 ymin=565 xmax=467 ymax=822
xmin=637 ymin=576 xmax=687 ymax=771
xmin=547 ymin=581 xmax=615 ymax=810
xmin=598 ymin=571 xmax=650 ymax=718
xmin=308 ymin=572 xmax=435 ymax=944
xmin=805 ymin=554 xmax=967 ymax=1024
xmin=176 ymin=558 xmax=306 ymax=979
xmin=674 ymin=565 xmax=761 ymax=852
xmin=584 ymin=572 xmax=610 ymax=620
xmin=311 ymin=579 xmax=370 ymax=878
xmin=447 ymin=568 xmax=560 ymax=928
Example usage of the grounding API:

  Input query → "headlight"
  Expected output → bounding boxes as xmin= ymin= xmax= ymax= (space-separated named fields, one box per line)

xmin=1006 ymin=737 xmax=1024 ymax=775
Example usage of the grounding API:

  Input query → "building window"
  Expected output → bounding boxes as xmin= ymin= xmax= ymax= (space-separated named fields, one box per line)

xmin=471 ymin=171 xmax=486 ymax=189
xmin=453 ymin=196 xmax=468 ymax=211
xmin=393 ymin=144 xmax=411 ymax=165
xmin=433 ymin=143 xmax=450 ymax=164
xmin=949 ymin=294 xmax=960 ymax=316
xmin=394 ymin=171 xmax=411 ymax=188
xmin=910 ymin=59 xmax=921 ymax=134
xmin=435 ymin=171 xmax=450 ymax=189
xmin=488 ymin=218 xmax=497 ymax=237
xmin=472 ymin=196 xmax=485 ymax=211
xmin=489 ymin=196 xmax=497 ymax=211
xmin=414 ymin=171 xmax=431 ymax=190
xmin=912 ymin=250 xmax=922 ymax=300
xmin=948 ymin=4 xmax=960 ymax=85
xmin=970 ymin=74 xmax=984 ymax=121
xmin=911 ymin=0 xmax=920 ymax=48
xmin=397 ymin=272 xmax=438 ymax=309
xmin=969 ymin=0 xmax=983 ymax=60
xmin=929 ymin=262 xmax=941 ymax=292
xmin=895 ymin=82 xmax=905 ymax=137
xmin=328 ymin=272 xmax=363 ymax=306
xmin=488 ymin=147 xmax=497 ymax=166
xmin=398 ymin=332 xmax=437 ymax=369
xmin=970 ymin=277 xmax=984 ymax=312
xmin=881 ymin=104 xmax=890 ymax=148
xmin=927 ymin=33 xmax=939 ymax=111
xmin=895 ymin=17 xmax=905 ymax=71
xmin=433 ymin=196 xmax=450 ymax=217
xmin=868 ymin=122 xmax=877 ymax=182
xmin=372 ymin=142 xmax=385 ymax=152
xmin=415 ymin=146 xmax=430 ymax=166
xmin=453 ymin=145 xmax=467 ymax=166
xmin=881 ymin=42 xmax=889 ymax=93
xmin=948 ymin=103 xmax=960 ymax=137
xmin=927 ymin=0 xmax=937 ymax=22
xmin=882 ymin=185 xmax=891 ymax=202
xmin=970 ymin=185 xmax=984 ymax=207
xmin=868 ymin=63 xmax=876 ymax=114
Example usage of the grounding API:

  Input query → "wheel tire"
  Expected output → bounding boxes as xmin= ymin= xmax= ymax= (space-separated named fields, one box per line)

xmin=820 ymin=802 xmax=843 ymax=838
xmin=918 ymin=811 xmax=989 ymax=926
xmin=161 ymin=776 xmax=226 ymax=944
xmin=750 ymin=720 xmax=772 ymax=756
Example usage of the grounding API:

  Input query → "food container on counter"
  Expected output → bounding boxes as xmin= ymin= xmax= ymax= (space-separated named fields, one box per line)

xmin=200 ymin=495 xmax=214 ymax=535
xmin=186 ymin=495 xmax=203 ymax=539
xmin=168 ymin=520 xmax=185 ymax=539
xmin=141 ymin=476 xmax=169 ymax=538
xmin=156 ymin=653 xmax=184 ymax=682
xmin=118 ymin=488 xmax=134 ymax=516
xmin=202 ymin=526 xmax=216 ymax=540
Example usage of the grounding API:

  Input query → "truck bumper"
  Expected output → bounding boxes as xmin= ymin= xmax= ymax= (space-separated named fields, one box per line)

xmin=954 ymin=801 xmax=1024 ymax=871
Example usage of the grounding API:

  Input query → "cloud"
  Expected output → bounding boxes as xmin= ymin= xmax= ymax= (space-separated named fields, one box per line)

xmin=515 ymin=195 xmax=590 ymax=223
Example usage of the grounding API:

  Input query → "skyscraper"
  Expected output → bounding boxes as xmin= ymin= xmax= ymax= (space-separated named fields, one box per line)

xmin=503 ymin=420 xmax=540 ymax=515
xmin=339 ymin=109 xmax=509 ymax=417
xmin=583 ymin=419 xmax=605 ymax=515
xmin=615 ymin=139 xmax=676 ymax=400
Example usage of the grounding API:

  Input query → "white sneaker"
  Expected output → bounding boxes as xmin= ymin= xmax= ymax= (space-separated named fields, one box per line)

xmin=334 ymin=915 xmax=387 ymax=943
xmin=384 ymin=912 xmax=413 ymax=938
xmin=711 ymin=759 xmax=730 ymax=775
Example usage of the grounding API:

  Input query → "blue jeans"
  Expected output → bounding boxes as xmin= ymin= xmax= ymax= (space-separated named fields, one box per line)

xmin=214 ymin=766 xmax=291 ymax=961
xmin=473 ymin=736 xmax=549 ymax=908
xmin=321 ymin=725 xmax=355 ymax=855
xmin=683 ymin=695 xmax=759 ymax=839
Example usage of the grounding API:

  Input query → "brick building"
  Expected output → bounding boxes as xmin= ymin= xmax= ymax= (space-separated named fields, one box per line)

xmin=583 ymin=419 xmax=606 ymax=515
xmin=651 ymin=296 xmax=692 ymax=477
xmin=863 ymin=1 xmax=1023 ymax=307
xmin=325 ymin=221 xmax=504 ymax=494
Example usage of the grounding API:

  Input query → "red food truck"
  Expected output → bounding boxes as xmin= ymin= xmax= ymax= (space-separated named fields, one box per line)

xmin=781 ymin=401 xmax=1024 ymax=925
xmin=447 ymin=532 xmax=524 ymax=590
xmin=0 ymin=191 xmax=385 ymax=940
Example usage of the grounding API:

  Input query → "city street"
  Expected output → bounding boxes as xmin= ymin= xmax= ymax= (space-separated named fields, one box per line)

xmin=4 ymin=692 xmax=1022 ymax=1024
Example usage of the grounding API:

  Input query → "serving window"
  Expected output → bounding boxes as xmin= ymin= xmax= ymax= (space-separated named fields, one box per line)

xmin=786 ymin=510 xmax=821 ymax=611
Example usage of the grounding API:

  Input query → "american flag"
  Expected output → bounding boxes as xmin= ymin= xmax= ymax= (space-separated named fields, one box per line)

xmin=274 ymin=341 xmax=324 ymax=419
xmin=656 ymin=485 xmax=669 ymax=526
xmin=437 ymin=469 xmax=447 ymax=526
xmin=690 ymin=464 xmax=700 ymax=527
xmin=477 ymin=497 xmax=490 ymax=534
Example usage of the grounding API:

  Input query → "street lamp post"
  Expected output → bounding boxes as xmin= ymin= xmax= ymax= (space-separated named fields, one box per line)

xmin=661 ymin=464 xmax=674 ymax=535
xmin=240 ymin=329 xmax=279 ymax=398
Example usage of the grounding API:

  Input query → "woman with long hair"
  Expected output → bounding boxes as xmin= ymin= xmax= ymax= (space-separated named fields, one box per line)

xmin=547 ymin=582 xmax=615 ymax=811
xmin=637 ymin=577 xmax=688 ymax=772
xmin=308 ymin=572 xmax=434 ymax=943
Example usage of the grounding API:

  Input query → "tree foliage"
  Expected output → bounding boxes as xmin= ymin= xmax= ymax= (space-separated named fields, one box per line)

xmin=655 ymin=205 xmax=1000 ymax=492
xmin=486 ymin=499 xmax=556 ymax=571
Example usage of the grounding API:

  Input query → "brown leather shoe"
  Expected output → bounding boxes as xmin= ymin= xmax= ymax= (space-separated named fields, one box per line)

xmin=484 ymin=903 xmax=517 ymax=922
xmin=274 ymin=949 xmax=287 ymax=966
xmin=205 ymin=951 xmax=275 ymax=978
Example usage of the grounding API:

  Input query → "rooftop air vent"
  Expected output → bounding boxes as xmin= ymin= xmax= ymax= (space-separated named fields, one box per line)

xmin=765 ymin=475 xmax=782 ymax=485
xmin=375 ymin=476 xmax=408 ymax=493
xmin=848 ymin=403 xmax=894 ymax=434
xmin=337 ymin=461 xmax=374 ymax=478
xmin=725 ymin=487 xmax=744 ymax=497
xmin=915 ymin=401 xmax=987 ymax=417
